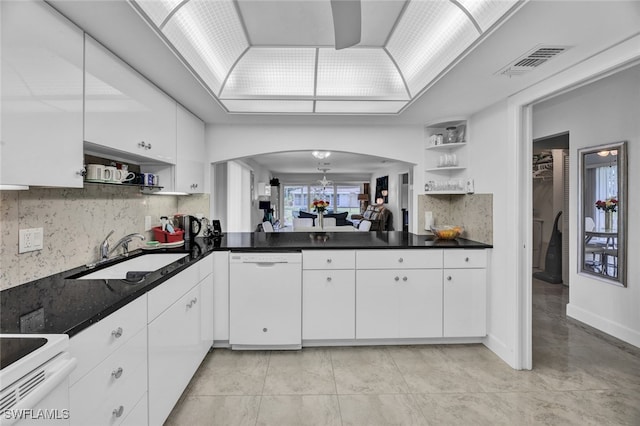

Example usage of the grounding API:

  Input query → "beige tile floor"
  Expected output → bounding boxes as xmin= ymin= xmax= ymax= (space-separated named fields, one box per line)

xmin=166 ymin=279 xmax=640 ymax=425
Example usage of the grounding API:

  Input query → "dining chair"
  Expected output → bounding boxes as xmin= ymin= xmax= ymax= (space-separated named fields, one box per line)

xmin=262 ymin=221 xmax=274 ymax=232
xmin=358 ymin=220 xmax=372 ymax=231
xmin=321 ymin=217 xmax=337 ymax=227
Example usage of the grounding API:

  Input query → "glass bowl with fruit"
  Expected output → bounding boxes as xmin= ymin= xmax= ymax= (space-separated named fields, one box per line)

xmin=430 ymin=225 xmax=464 ymax=240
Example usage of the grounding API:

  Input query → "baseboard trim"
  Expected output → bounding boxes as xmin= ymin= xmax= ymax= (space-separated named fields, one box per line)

xmin=567 ymin=303 xmax=640 ymax=348
xmin=483 ymin=333 xmax=516 ymax=368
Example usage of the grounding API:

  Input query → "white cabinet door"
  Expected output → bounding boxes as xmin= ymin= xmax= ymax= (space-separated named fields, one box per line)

xmin=1 ymin=0 xmax=84 ymax=187
xmin=303 ymin=270 xmax=355 ymax=340
xmin=84 ymin=36 xmax=176 ymax=164
xmin=200 ymin=273 xmax=214 ymax=356
xmin=356 ymin=269 xmax=443 ymax=339
xmin=176 ymin=104 xmax=205 ymax=193
xmin=148 ymin=283 xmax=201 ymax=426
xmin=443 ymin=268 xmax=487 ymax=337
xmin=212 ymin=251 xmax=230 ymax=342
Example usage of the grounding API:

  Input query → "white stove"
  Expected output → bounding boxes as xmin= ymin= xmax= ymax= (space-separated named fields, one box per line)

xmin=0 ymin=334 xmax=76 ymax=425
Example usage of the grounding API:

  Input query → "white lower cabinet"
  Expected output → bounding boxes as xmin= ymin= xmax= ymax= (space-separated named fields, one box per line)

xmin=148 ymin=282 xmax=201 ymax=426
xmin=303 ymin=270 xmax=355 ymax=340
xmin=443 ymin=269 xmax=486 ymax=337
xmin=356 ymin=269 xmax=443 ymax=339
xmin=69 ymin=327 xmax=147 ymax=426
xmin=121 ymin=393 xmax=148 ymax=426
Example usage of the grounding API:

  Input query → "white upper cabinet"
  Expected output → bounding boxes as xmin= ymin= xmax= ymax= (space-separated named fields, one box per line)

xmin=175 ymin=105 xmax=205 ymax=193
xmin=1 ymin=0 xmax=84 ymax=187
xmin=84 ymin=35 xmax=176 ymax=164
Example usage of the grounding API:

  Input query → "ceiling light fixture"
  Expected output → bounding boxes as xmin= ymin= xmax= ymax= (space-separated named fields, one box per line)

xmin=312 ymin=151 xmax=331 ymax=160
xmin=317 ymin=168 xmax=333 ymax=189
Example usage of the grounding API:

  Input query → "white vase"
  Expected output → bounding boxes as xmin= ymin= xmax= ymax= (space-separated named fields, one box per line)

xmin=318 ymin=213 xmax=324 ymax=229
xmin=605 ymin=211 xmax=613 ymax=230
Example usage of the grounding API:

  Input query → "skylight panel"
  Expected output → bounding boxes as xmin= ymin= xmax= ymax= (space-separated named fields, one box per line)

xmin=162 ymin=0 xmax=248 ymax=94
xmin=457 ymin=0 xmax=519 ymax=32
xmin=316 ymin=48 xmax=409 ymax=99
xmin=386 ymin=1 xmax=477 ymax=97
xmin=221 ymin=48 xmax=316 ymax=98
xmin=133 ymin=0 xmax=183 ymax=27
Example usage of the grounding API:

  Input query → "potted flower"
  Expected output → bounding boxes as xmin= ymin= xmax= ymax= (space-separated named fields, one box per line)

xmin=312 ymin=198 xmax=330 ymax=229
xmin=595 ymin=197 xmax=617 ymax=230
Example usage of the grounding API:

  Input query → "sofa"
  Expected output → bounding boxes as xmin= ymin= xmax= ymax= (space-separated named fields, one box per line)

xmin=357 ymin=204 xmax=393 ymax=231
xmin=297 ymin=210 xmax=354 ymax=227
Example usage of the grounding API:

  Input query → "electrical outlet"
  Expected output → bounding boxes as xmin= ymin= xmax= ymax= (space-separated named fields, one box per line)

xmin=19 ymin=227 xmax=44 ymax=253
xmin=145 ymin=216 xmax=152 ymax=231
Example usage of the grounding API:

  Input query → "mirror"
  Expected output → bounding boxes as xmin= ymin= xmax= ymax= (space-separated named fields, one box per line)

xmin=578 ymin=141 xmax=627 ymax=286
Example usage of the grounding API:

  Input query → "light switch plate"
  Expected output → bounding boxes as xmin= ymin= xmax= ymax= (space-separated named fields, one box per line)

xmin=19 ymin=227 xmax=43 ymax=253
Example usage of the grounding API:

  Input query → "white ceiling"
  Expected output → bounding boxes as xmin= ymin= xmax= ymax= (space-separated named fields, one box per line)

xmin=237 ymin=0 xmax=406 ymax=47
xmin=47 ymin=0 xmax=640 ymax=173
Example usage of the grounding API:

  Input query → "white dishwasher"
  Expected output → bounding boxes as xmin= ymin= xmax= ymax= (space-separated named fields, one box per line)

xmin=229 ymin=252 xmax=302 ymax=350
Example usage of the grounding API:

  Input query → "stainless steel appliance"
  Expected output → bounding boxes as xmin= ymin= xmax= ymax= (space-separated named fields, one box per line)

xmin=229 ymin=252 xmax=302 ymax=350
xmin=0 ymin=334 xmax=77 ymax=425
xmin=173 ymin=215 xmax=201 ymax=242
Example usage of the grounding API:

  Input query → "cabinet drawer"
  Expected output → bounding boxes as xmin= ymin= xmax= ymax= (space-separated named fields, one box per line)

xmin=121 ymin=393 xmax=148 ymax=426
xmin=303 ymin=250 xmax=355 ymax=270
xmin=148 ymin=263 xmax=199 ymax=322
xmin=69 ymin=295 xmax=146 ymax=384
xmin=443 ymin=249 xmax=487 ymax=268
xmin=70 ymin=327 xmax=147 ymax=425
xmin=356 ymin=249 xmax=442 ymax=269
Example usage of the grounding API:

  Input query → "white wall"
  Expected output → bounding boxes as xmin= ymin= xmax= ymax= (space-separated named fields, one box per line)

xmin=532 ymin=65 xmax=640 ymax=346
xmin=465 ymin=101 xmax=516 ymax=364
xmin=370 ymin=164 xmax=413 ymax=231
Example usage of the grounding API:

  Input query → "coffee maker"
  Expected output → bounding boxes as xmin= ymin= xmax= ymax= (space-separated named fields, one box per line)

xmin=173 ymin=214 xmax=201 ymax=242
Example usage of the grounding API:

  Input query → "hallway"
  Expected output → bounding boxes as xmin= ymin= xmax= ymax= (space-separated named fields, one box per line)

xmin=165 ymin=279 xmax=640 ymax=425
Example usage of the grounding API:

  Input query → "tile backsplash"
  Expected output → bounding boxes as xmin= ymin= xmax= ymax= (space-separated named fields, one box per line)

xmin=417 ymin=193 xmax=493 ymax=244
xmin=0 ymin=186 xmax=209 ymax=290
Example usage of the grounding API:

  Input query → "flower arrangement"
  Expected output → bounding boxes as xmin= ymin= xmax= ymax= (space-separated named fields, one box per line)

xmin=595 ymin=197 xmax=617 ymax=212
xmin=312 ymin=198 xmax=330 ymax=213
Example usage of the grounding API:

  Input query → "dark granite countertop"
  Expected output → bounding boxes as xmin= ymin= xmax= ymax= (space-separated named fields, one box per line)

xmin=0 ymin=232 xmax=491 ymax=337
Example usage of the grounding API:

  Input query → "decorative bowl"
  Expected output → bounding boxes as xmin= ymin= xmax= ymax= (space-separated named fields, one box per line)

xmin=430 ymin=225 xmax=464 ymax=240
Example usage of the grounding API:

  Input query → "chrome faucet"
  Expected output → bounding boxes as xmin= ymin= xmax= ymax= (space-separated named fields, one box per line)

xmin=100 ymin=230 xmax=145 ymax=260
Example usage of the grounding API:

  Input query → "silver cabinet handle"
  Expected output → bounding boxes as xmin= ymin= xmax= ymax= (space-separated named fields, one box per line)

xmin=138 ymin=141 xmax=152 ymax=150
xmin=402 ymin=276 xmax=408 ymax=281
xmin=394 ymin=276 xmax=400 ymax=281
xmin=447 ymin=276 xmax=452 ymax=281
xmin=326 ymin=258 xmax=332 ymax=263
xmin=111 ymin=367 xmax=123 ymax=379
xmin=112 ymin=406 xmax=124 ymax=418
xmin=327 ymin=276 xmax=332 ymax=282
xmin=398 ymin=257 xmax=404 ymax=263
xmin=465 ymin=257 xmax=470 ymax=262
xmin=192 ymin=297 xmax=198 ymax=305
xmin=77 ymin=167 xmax=86 ymax=177
xmin=111 ymin=327 xmax=123 ymax=339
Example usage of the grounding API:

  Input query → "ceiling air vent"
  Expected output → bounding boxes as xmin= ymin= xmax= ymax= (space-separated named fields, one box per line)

xmin=496 ymin=45 xmax=570 ymax=77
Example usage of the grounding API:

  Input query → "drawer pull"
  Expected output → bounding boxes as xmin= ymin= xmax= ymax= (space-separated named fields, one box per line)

xmin=111 ymin=327 xmax=123 ymax=339
xmin=263 ymin=328 xmax=268 ymax=332
xmin=402 ymin=276 xmax=408 ymax=282
xmin=326 ymin=258 xmax=332 ymax=263
xmin=394 ymin=276 xmax=400 ymax=282
xmin=192 ymin=297 xmax=198 ymax=305
xmin=111 ymin=367 xmax=124 ymax=379
xmin=398 ymin=257 xmax=404 ymax=263
xmin=447 ymin=276 xmax=452 ymax=281
xmin=465 ymin=257 xmax=470 ymax=262
xmin=326 ymin=277 xmax=332 ymax=282
xmin=112 ymin=406 xmax=124 ymax=418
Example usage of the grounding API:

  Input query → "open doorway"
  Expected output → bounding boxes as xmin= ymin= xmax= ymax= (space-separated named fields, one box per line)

xmin=532 ymin=133 xmax=569 ymax=285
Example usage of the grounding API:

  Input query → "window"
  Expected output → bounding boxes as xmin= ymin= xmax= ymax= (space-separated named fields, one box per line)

xmin=282 ymin=183 xmax=362 ymax=226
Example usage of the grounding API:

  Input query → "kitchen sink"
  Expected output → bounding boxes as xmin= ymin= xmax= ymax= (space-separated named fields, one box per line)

xmin=73 ymin=253 xmax=189 ymax=280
